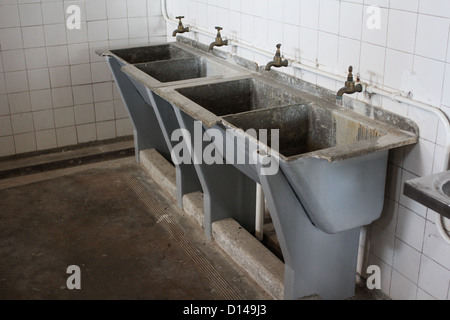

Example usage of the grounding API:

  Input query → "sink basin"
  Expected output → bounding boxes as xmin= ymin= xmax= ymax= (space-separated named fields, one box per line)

xmin=134 ymin=56 xmax=241 ymax=83
xmin=443 ymin=181 xmax=450 ymax=197
xmin=222 ymin=103 xmax=383 ymax=159
xmin=404 ymin=171 xmax=450 ymax=219
xmin=219 ymin=102 xmax=392 ymax=234
xmin=176 ymin=77 xmax=306 ymax=117
xmin=110 ymin=44 xmax=195 ymax=64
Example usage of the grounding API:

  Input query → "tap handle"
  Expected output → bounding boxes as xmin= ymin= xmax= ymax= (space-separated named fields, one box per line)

xmin=347 ymin=66 xmax=354 ymax=82
xmin=215 ymin=26 xmax=223 ymax=31
xmin=176 ymin=16 xmax=185 ymax=20
xmin=275 ymin=44 xmax=282 ymax=57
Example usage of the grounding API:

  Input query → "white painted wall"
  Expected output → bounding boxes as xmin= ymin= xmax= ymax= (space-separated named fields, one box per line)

xmin=164 ymin=0 xmax=450 ymax=300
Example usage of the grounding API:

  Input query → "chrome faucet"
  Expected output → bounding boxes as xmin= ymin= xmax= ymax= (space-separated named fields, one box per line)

xmin=172 ymin=16 xmax=189 ymax=37
xmin=265 ymin=44 xmax=288 ymax=70
xmin=337 ymin=66 xmax=363 ymax=98
xmin=209 ymin=27 xmax=228 ymax=51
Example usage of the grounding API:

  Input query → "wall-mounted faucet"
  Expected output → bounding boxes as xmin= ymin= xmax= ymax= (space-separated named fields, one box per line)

xmin=337 ymin=66 xmax=363 ymax=98
xmin=172 ymin=16 xmax=189 ymax=37
xmin=265 ymin=44 xmax=289 ymax=71
xmin=209 ymin=27 xmax=228 ymax=51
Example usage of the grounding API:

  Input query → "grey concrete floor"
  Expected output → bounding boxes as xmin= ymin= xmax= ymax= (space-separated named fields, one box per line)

xmin=0 ymin=157 xmax=272 ymax=300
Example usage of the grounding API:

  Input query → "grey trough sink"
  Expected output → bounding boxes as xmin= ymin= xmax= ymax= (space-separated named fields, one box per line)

xmin=404 ymin=170 xmax=450 ymax=219
xmin=175 ymin=77 xmax=307 ymax=118
xmin=133 ymin=56 xmax=242 ymax=84
xmin=109 ymin=43 xmax=195 ymax=64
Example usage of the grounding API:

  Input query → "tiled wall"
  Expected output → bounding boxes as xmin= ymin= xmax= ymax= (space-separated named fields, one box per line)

xmin=165 ymin=0 xmax=450 ymax=300
xmin=0 ymin=0 xmax=166 ymax=156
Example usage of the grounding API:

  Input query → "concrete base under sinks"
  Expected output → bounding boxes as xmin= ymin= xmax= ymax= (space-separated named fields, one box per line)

xmin=404 ymin=171 xmax=450 ymax=219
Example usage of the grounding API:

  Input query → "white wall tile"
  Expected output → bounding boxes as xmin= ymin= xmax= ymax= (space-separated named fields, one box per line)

xmin=56 ymin=125 xmax=77 ymax=147
xmin=49 ymin=66 xmax=71 ymax=88
xmin=88 ymin=20 xmax=108 ymax=42
xmin=67 ymin=23 xmax=88 ymax=44
xmin=116 ymin=117 xmax=133 ymax=136
xmin=41 ymin=2 xmax=65 ymax=25
xmin=340 ymin=2 xmax=363 ymax=40
xmin=74 ymin=103 xmax=95 ymax=125
xmin=319 ymin=0 xmax=339 ymax=34
xmin=383 ymin=49 xmax=413 ymax=92
xmin=390 ymin=0 xmax=419 ymax=12
xmin=0 ymin=116 xmax=12 ymax=136
xmin=0 ymin=28 xmax=23 ymax=51
xmin=283 ymin=0 xmax=300 ymax=26
xmin=423 ymin=220 xmax=450 ymax=270
xmin=415 ymin=14 xmax=449 ymax=62
xmin=8 ymin=91 xmax=31 ymax=114
xmin=396 ymin=205 xmax=426 ymax=251
xmin=30 ymin=89 xmax=52 ymax=111
xmin=418 ymin=255 xmax=450 ymax=300
xmin=0 ymin=5 xmax=20 ymax=28
xmin=359 ymin=42 xmax=385 ymax=85
xmin=51 ymin=87 xmax=73 ymax=108
xmin=106 ymin=0 xmax=128 ymax=19
xmin=442 ymin=64 xmax=450 ymax=107
xmin=22 ymin=26 xmax=45 ymax=48
xmin=11 ymin=112 xmax=34 ymax=134
xmin=386 ymin=10 xmax=417 ymax=53
xmin=32 ymin=109 xmax=54 ymax=131
xmin=73 ymin=85 xmax=93 ymax=106
xmin=0 ymin=136 xmax=15 ymax=157
xmin=77 ymin=123 xmax=97 ymax=143
xmin=93 ymin=82 xmax=113 ymax=102
xmin=44 ymin=24 xmax=67 ymax=46
xmin=2 ymin=50 xmax=26 ymax=72
xmin=371 ymin=224 xmax=395 ymax=265
xmin=54 ymin=106 xmax=75 ymax=128
xmin=95 ymin=101 xmax=115 ymax=122
xmin=418 ymin=0 xmax=450 ymax=19
xmin=128 ymin=17 xmax=148 ymax=39
xmin=393 ymin=239 xmax=421 ymax=283
xmin=36 ymin=129 xmax=57 ymax=150
xmin=68 ymin=43 xmax=90 ymax=65
xmin=70 ymin=64 xmax=92 ymax=85
xmin=107 ymin=19 xmax=129 ymax=40
xmin=46 ymin=46 xmax=69 ymax=67
xmin=19 ymin=3 xmax=43 ymax=26
xmin=127 ymin=0 xmax=147 ymax=18
xmin=27 ymin=68 xmax=50 ymax=91
xmin=14 ymin=132 xmax=36 ymax=153
xmin=412 ymin=55 xmax=445 ymax=108
xmin=390 ymin=269 xmax=417 ymax=300
xmin=24 ymin=48 xmax=48 ymax=70
xmin=5 ymin=71 xmax=29 ymax=93
xmin=96 ymin=120 xmax=116 ymax=140
xmin=362 ymin=5 xmax=388 ymax=46
xmin=300 ymin=0 xmax=318 ymax=29
xmin=86 ymin=0 xmax=107 ymax=21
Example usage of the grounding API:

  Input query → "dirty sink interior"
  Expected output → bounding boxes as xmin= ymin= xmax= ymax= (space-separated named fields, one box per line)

xmin=176 ymin=78 xmax=307 ymax=117
xmin=110 ymin=43 xmax=195 ymax=64
xmin=134 ymin=56 xmax=241 ymax=83
xmin=222 ymin=104 xmax=384 ymax=159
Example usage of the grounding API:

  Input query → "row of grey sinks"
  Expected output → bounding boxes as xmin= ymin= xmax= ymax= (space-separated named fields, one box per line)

xmin=108 ymin=42 xmax=450 ymax=222
xmin=97 ymin=39 xmax=422 ymax=300
xmin=105 ymin=42 xmax=417 ymax=164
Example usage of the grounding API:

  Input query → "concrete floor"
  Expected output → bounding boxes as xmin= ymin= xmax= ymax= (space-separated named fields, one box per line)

xmin=0 ymin=156 xmax=272 ymax=300
xmin=0 ymin=139 xmax=385 ymax=301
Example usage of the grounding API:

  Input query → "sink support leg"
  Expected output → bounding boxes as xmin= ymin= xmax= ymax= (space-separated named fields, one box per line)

xmin=105 ymin=56 xmax=170 ymax=163
xmin=257 ymin=158 xmax=360 ymax=300
xmin=148 ymin=90 xmax=203 ymax=209
xmin=174 ymin=108 xmax=256 ymax=238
